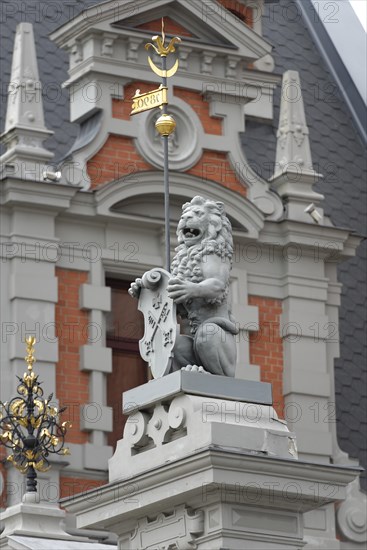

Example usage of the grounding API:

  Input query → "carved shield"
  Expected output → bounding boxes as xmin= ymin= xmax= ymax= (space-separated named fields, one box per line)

xmin=138 ymin=269 xmax=176 ymax=379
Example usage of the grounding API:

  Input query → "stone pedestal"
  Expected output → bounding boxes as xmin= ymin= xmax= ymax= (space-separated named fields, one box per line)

xmin=0 ymin=492 xmax=116 ymax=549
xmin=0 ymin=493 xmax=68 ymax=547
xmin=62 ymin=372 xmax=360 ymax=549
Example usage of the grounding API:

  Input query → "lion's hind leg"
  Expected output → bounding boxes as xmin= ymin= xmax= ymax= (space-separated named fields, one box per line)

xmin=171 ymin=334 xmax=197 ymax=371
xmin=194 ymin=322 xmax=236 ymax=377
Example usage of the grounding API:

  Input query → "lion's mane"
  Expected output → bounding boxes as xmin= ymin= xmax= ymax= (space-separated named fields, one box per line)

xmin=171 ymin=196 xmax=233 ymax=305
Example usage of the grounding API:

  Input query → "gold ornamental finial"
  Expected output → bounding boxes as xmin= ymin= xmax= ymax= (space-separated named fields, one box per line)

xmin=161 ymin=17 xmax=166 ymax=48
xmin=25 ymin=336 xmax=36 ymax=371
xmin=145 ymin=17 xmax=181 ymax=58
xmin=0 ymin=336 xmax=71 ymax=494
xmin=130 ymin=15 xmax=181 ymax=270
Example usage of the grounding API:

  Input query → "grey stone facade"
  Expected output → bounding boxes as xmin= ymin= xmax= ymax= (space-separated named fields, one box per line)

xmin=1 ymin=4 xmax=365 ymax=488
xmin=0 ymin=0 xmax=366 ymax=548
xmin=241 ymin=0 xmax=367 ymax=490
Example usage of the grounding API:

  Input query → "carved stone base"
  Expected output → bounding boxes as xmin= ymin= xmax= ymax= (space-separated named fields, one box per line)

xmin=109 ymin=372 xmax=294 ymax=483
xmin=62 ymin=377 xmax=360 ymax=550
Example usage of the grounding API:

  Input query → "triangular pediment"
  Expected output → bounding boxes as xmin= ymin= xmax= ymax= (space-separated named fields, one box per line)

xmin=129 ymin=16 xmax=196 ymax=39
xmin=113 ymin=4 xmax=233 ymax=48
xmin=51 ymin=0 xmax=272 ymax=61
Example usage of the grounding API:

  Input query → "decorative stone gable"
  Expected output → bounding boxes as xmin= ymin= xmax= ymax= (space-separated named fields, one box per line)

xmin=1 ymin=4 xmax=365 ymax=547
xmin=50 ymin=0 xmax=281 ymax=217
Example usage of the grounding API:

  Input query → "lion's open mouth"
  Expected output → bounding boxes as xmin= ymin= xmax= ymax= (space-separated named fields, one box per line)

xmin=183 ymin=228 xmax=201 ymax=239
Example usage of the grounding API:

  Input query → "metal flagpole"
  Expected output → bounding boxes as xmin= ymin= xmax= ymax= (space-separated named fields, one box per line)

xmin=161 ymin=53 xmax=171 ymax=272
xmin=130 ymin=19 xmax=181 ymax=272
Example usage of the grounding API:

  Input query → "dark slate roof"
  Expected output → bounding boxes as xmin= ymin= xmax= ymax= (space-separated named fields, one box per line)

xmin=295 ymin=0 xmax=366 ymax=145
xmin=1 ymin=0 xmax=366 ymax=489
xmin=242 ymin=0 xmax=367 ymax=489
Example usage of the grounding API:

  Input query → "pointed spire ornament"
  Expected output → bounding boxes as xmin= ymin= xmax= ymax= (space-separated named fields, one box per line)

xmin=270 ymin=70 xmax=324 ymax=222
xmin=0 ymin=23 xmax=54 ymax=181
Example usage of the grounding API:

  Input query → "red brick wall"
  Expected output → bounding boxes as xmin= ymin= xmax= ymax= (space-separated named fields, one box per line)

xmin=135 ymin=2 xmax=254 ymax=29
xmin=87 ymin=135 xmax=247 ymax=194
xmin=88 ymin=135 xmax=154 ymax=189
xmin=92 ymin=81 xmax=155 ymax=189
xmin=188 ymin=150 xmax=246 ymax=196
xmin=55 ymin=268 xmax=89 ymax=444
xmin=248 ymin=296 xmax=284 ymax=417
xmin=112 ymin=81 xmax=159 ymax=121
xmin=174 ymin=88 xmax=223 ymax=135
xmin=136 ymin=17 xmax=194 ymax=37
xmin=112 ymin=83 xmax=223 ymax=135
xmin=218 ymin=0 xmax=254 ymax=26
xmin=89 ymin=81 xmax=249 ymax=193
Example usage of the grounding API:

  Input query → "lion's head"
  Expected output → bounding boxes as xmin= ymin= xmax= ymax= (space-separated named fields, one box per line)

xmin=171 ymin=196 xmax=233 ymax=290
xmin=177 ymin=196 xmax=232 ymax=248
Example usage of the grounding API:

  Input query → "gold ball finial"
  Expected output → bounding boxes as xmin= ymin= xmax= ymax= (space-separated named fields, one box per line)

xmin=155 ymin=113 xmax=176 ymax=136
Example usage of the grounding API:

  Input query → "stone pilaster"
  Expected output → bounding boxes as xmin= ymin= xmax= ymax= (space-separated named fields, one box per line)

xmin=0 ymin=25 xmax=68 ymax=506
xmin=0 ymin=180 xmax=76 ymax=505
xmin=79 ymin=258 xmax=113 ymax=467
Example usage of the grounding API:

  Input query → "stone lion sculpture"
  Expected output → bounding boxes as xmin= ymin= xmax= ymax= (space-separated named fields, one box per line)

xmin=168 ymin=196 xmax=238 ymax=376
xmin=129 ymin=195 xmax=238 ymax=377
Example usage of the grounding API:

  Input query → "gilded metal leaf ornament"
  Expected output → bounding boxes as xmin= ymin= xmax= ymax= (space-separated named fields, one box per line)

xmin=0 ymin=338 xmax=71 ymax=493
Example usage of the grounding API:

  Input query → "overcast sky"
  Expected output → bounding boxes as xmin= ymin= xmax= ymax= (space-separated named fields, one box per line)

xmin=350 ymin=0 xmax=367 ymax=31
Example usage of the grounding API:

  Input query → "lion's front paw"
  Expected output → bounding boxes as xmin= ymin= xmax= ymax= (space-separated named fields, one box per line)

xmin=181 ymin=364 xmax=209 ymax=374
xmin=167 ymin=278 xmax=199 ymax=304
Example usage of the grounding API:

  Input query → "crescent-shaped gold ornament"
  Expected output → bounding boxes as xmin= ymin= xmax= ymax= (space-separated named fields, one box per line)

xmin=147 ymin=56 xmax=179 ymax=78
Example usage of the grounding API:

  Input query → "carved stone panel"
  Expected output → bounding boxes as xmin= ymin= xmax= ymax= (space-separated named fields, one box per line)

xmin=129 ymin=505 xmax=204 ymax=550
